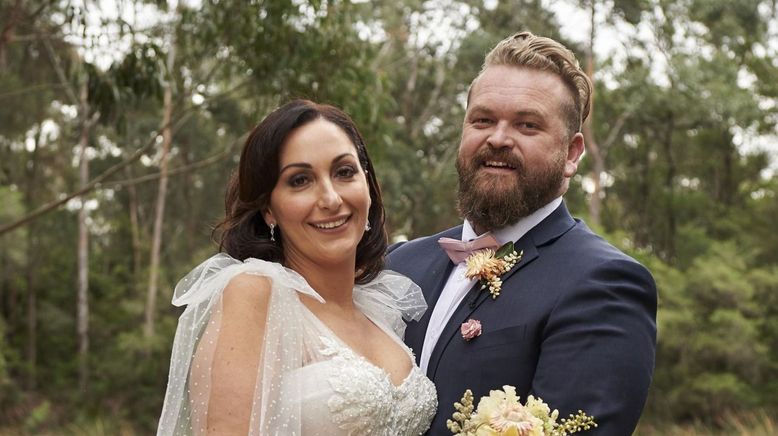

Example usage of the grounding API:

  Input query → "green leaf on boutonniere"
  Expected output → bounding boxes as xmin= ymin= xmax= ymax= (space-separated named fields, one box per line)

xmin=494 ymin=241 xmax=515 ymax=259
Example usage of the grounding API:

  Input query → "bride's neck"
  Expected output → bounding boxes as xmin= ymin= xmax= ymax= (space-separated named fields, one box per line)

xmin=285 ymin=256 xmax=356 ymax=308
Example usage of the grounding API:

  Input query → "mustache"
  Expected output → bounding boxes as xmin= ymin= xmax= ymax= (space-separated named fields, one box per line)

xmin=472 ymin=148 xmax=522 ymax=169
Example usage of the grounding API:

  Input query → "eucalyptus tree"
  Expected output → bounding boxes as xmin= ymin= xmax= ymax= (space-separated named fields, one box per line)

xmin=573 ymin=0 xmax=651 ymax=226
xmin=348 ymin=0 xmax=475 ymax=238
xmin=144 ymin=2 xmax=179 ymax=342
xmin=0 ymin=0 xmax=168 ymax=402
xmin=354 ymin=0 xmax=572 ymax=238
xmin=598 ymin=0 xmax=776 ymax=261
xmin=0 ymin=0 xmax=78 ymax=392
xmin=591 ymin=0 xmax=778 ymax=423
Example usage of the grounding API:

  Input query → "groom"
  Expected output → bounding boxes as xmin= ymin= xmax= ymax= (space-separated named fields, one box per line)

xmin=387 ymin=32 xmax=657 ymax=436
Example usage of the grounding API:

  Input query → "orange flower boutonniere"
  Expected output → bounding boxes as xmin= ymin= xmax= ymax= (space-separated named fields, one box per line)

xmin=463 ymin=242 xmax=522 ymax=299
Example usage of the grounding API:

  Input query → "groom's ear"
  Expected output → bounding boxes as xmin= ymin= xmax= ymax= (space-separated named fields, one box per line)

xmin=564 ymin=132 xmax=585 ymax=177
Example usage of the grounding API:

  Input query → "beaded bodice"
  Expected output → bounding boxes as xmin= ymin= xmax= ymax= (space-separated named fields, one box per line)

xmin=286 ymin=334 xmax=437 ymax=435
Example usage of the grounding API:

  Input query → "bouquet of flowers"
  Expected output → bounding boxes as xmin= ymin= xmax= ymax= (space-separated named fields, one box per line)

xmin=447 ymin=386 xmax=597 ymax=436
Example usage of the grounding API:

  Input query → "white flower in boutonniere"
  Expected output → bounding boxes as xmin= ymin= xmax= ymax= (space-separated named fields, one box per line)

xmin=464 ymin=242 xmax=523 ymax=299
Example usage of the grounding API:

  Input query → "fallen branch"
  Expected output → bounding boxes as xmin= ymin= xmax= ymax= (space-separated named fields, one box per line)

xmin=0 ymin=77 xmax=252 ymax=236
xmin=100 ymin=134 xmax=243 ymax=189
xmin=0 ymin=111 xmax=192 ymax=236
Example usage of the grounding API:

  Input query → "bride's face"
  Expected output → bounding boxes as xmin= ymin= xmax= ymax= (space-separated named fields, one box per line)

xmin=265 ymin=118 xmax=371 ymax=270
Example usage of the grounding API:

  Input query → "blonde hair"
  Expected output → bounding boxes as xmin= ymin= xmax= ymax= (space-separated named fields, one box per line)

xmin=474 ymin=31 xmax=592 ymax=135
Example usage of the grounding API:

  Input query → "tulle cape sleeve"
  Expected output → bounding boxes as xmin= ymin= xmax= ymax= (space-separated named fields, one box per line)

xmin=156 ymin=253 xmax=323 ymax=436
xmin=352 ymin=270 xmax=427 ymax=339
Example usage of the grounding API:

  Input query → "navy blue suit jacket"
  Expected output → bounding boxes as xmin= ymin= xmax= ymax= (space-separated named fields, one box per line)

xmin=387 ymin=202 xmax=657 ymax=436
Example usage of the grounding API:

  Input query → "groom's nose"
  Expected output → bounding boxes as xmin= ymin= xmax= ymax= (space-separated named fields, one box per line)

xmin=486 ymin=121 xmax=515 ymax=149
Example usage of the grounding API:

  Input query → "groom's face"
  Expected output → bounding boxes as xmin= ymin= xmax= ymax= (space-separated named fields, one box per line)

xmin=456 ymin=65 xmax=583 ymax=233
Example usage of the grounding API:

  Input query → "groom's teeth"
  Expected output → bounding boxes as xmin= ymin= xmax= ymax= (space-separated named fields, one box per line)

xmin=314 ymin=218 xmax=347 ymax=229
xmin=485 ymin=161 xmax=510 ymax=167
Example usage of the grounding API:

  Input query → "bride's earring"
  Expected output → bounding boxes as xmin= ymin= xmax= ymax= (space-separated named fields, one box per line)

xmin=364 ymin=221 xmax=371 ymax=232
xmin=269 ymin=223 xmax=276 ymax=242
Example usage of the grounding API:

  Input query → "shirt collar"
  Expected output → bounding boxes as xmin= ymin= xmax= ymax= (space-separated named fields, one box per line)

xmin=462 ymin=197 xmax=563 ymax=244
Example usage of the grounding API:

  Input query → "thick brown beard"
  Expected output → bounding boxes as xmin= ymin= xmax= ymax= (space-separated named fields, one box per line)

xmin=456 ymin=147 xmax=566 ymax=232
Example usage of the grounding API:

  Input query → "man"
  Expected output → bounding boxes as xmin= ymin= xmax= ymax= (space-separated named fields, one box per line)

xmin=387 ymin=32 xmax=657 ymax=436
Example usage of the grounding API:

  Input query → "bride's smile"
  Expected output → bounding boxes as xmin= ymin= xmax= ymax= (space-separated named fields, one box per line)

xmin=310 ymin=214 xmax=350 ymax=230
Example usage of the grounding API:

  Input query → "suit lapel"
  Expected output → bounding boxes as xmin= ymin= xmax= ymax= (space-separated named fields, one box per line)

xmin=404 ymin=227 xmax=461 ymax=364
xmin=426 ymin=241 xmax=539 ymax=379
xmin=426 ymin=202 xmax=577 ymax=379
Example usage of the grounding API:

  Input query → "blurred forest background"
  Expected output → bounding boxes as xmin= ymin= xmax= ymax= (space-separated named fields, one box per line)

xmin=1 ymin=0 xmax=777 ymax=434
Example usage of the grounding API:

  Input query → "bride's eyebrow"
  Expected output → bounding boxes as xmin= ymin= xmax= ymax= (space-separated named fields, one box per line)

xmin=279 ymin=153 xmax=356 ymax=174
xmin=279 ymin=162 xmax=311 ymax=174
xmin=332 ymin=153 xmax=358 ymax=165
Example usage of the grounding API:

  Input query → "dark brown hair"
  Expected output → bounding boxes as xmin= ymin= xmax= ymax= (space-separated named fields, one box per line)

xmin=214 ymin=99 xmax=387 ymax=284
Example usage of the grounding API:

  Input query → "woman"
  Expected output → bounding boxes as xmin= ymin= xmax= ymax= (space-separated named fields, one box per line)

xmin=156 ymin=100 xmax=437 ymax=435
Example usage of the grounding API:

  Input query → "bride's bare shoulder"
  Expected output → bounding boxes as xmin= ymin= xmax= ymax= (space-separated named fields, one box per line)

xmin=222 ymin=272 xmax=273 ymax=313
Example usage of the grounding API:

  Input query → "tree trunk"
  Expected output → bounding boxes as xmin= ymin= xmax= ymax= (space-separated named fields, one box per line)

xmin=0 ymin=242 xmax=10 ymax=329
xmin=180 ymin=137 xmax=196 ymax=258
xmin=0 ymin=0 xmax=23 ymax=72
xmin=719 ymin=130 xmax=735 ymax=207
xmin=76 ymin=80 xmax=91 ymax=392
xmin=145 ymin=26 xmax=177 ymax=340
xmin=25 ymin=223 xmax=36 ymax=390
xmin=583 ymin=0 xmax=605 ymax=227
xmin=661 ymin=113 xmax=676 ymax=260
xmin=124 ymin=165 xmax=143 ymax=294
xmin=23 ymin=125 xmax=42 ymax=390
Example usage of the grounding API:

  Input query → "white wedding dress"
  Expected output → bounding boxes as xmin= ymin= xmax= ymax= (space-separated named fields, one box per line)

xmin=157 ymin=254 xmax=437 ymax=435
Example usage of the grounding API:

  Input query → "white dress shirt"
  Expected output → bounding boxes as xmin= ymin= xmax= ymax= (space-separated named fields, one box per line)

xmin=419 ymin=197 xmax=563 ymax=373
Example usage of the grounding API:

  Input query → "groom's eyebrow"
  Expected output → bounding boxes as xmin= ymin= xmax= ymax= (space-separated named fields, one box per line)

xmin=467 ymin=105 xmax=493 ymax=116
xmin=467 ymin=105 xmax=545 ymax=119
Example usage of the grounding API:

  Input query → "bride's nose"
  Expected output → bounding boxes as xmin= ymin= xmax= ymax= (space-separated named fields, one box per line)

xmin=317 ymin=180 xmax=343 ymax=210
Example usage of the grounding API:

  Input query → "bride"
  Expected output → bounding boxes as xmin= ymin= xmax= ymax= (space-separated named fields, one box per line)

xmin=156 ymin=100 xmax=437 ymax=435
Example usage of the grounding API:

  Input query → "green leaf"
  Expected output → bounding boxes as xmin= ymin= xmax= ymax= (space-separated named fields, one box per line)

xmin=495 ymin=241 xmax=515 ymax=258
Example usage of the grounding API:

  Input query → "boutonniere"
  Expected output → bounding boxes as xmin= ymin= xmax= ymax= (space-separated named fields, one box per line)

xmin=464 ymin=242 xmax=523 ymax=299
xmin=460 ymin=319 xmax=482 ymax=341
xmin=447 ymin=385 xmax=597 ymax=436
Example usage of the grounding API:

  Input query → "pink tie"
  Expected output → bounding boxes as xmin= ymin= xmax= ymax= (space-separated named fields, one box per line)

xmin=438 ymin=233 xmax=501 ymax=264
